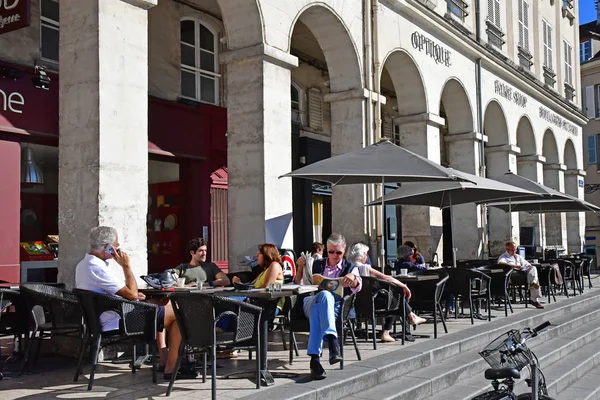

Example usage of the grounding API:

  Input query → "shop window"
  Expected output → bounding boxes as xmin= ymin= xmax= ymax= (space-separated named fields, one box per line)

xmin=40 ymin=0 xmax=59 ymax=63
xmin=291 ymin=82 xmax=305 ymax=125
xmin=447 ymin=0 xmax=469 ymax=22
xmin=580 ymin=40 xmax=592 ymax=63
xmin=180 ymin=18 xmax=220 ymax=105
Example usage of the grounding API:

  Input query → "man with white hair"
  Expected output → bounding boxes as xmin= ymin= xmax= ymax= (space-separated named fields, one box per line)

xmin=498 ymin=241 xmax=543 ymax=309
xmin=75 ymin=226 xmax=195 ymax=380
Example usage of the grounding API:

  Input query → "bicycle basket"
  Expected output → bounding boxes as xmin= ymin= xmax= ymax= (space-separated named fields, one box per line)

xmin=479 ymin=329 xmax=532 ymax=371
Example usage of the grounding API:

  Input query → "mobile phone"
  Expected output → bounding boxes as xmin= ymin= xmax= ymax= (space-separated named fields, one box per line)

xmin=104 ymin=244 xmax=115 ymax=256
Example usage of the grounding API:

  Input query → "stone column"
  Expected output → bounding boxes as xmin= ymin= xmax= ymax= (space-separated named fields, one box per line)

xmin=324 ymin=89 xmax=372 ymax=253
xmin=486 ymin=145 xmax=520 ymax=255
xmin=565 ymin=169 xmax=586 ymax=253
xmin=221 ymin=45 xmax=298 ymax=271
xmin=395 ymin=113 xmax=445 ymax=261
xmin=445 ymin=132 xmax=487 ymax=260
xmin=58 ymin=0 xmax=156 ymax=287
xmin=543 ymin=163 xmax=567 ymax=248
xmin=517 ymin=155 xmax=547 ymax=251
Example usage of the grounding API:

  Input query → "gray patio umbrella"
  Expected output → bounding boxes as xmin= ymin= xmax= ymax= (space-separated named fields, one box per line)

xmin=279 ymin=139 xmax=473 ymax=267
xmin=487 ymin=196 xmax=600 ymax=213
xmin=279 ymin=139 xmax=470 ymax=184
xmin=366 ymin=168 xmax=539 ymax=267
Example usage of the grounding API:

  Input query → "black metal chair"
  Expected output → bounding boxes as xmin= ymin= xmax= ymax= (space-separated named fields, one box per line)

xmin=354 ymin=276 xmax=406 ymax=348
xmin=581 ymin=257 xmax=593 ymax=289
xmin=19 ymin=284 xmax=83 ymax=376
xmin=536 ymin=264 xmax=557 ymax=304
xmin=271 ymin=296 xmax=298 ymax=354
xmin=167 ymin=293 xmax=262 ymax=399
xmin=554 ymin=259 xmax=578 ymax=297
xmin=288 ymin=292 xmax=360 ymax=369
xmin=73 ymin=288 xmax=159 ymax=390
xmin=0 ymin=288 xmax=26 ymax=380
xmin=404 ymin=271 xmax=449 ymax=339
xmin=478 ymin=264 xmax=513 ymax=317
xmin=445 ymin=268 xmax=492 ymax=324
xmin=509 ymin=269 xmax=530 ymax=306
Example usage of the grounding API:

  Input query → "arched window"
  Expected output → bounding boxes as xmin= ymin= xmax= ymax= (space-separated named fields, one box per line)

xmin=180 ymin=18 xmax=219 ymax=105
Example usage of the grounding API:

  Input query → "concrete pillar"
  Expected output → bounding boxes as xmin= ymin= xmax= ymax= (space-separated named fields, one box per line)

xmin=486 ymin=145 xmax=520 ymax=255
xmin=395 ymin=113 xmax=444 ymax=261
xmin=543 ymin=163 xmax=568 ymax=248
xmin=324 ymin=89 xmax=369 ymax=250
xmin=565 ymin=169 xmax=586 ymax=253
xmin=221 ymin=45 xmax=298 ymax=271
xmin=445 ymin=131 xmax=487 ymax=260
xmin=58 ymin=0 xmax=156 ymax=287
xmin=517 ymin=155 xmax=547 ymax=251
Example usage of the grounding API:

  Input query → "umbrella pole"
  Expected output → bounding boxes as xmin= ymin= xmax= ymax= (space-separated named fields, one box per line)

xmin=509 ymin=198 xmax=512 ymax=241
xmin=450 ymin=192 xmax=457 ymax=268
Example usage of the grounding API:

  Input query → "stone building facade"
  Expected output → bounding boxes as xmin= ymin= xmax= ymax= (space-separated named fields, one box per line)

xmin=0 ymin=0 xmax=587 ymax=283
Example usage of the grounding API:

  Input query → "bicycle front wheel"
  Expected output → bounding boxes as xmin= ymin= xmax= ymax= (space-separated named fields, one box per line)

xmin=516 ymin=394 xmax=556 ymax=400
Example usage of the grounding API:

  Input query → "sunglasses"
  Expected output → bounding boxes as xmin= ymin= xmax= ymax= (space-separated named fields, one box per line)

xmin=328 ymin=250 xmax=343 ymax=255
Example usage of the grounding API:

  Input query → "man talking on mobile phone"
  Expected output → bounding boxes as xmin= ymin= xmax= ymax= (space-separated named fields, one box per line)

xmin=75 ymin=226 xmax=197 ymax=380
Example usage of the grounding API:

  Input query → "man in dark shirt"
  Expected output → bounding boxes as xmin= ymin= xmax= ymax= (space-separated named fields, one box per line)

xmin=168 ymin=238 xmax=230 ymax=287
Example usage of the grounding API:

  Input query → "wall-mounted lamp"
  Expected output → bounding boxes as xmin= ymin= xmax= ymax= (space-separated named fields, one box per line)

xmin=1 ymin=67 xmax=24 ymax=80
xmin=32 ymin=65 xmax=51 ymax=90
xmin=21 ymin=144 xmax=44 ymax=185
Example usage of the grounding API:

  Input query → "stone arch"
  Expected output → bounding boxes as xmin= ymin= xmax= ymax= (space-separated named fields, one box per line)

xmin=564 ymin=139 xmax=578 ymax=170
xmin=483 ymin=100 xmax=509 ymax=147
xmin=380 ymin=49 xmax=427 ymax=116
xmin=542 ymin=129 xmax=560 ymax=164
xmin=289 ymin=4 xmax=363 ymax=92
xmin=516 ymin=115 xmax=537 ymax=156
xmin=216 ymin=0 xmax=264 ymax=50
xmin=439 ymin=78 xmax=475 ymax=135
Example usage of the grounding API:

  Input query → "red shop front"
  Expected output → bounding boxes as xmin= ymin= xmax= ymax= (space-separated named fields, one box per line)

xmin=0 ymin=61 xmax=228 ymax=283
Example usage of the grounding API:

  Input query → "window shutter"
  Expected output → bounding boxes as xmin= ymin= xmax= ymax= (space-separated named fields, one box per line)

xmin=517 ymin=0 xmax=523 ymax=47
xmin=493 ymin=0 xmax=500 ymax=27
xmin=547 ymin=24 xmax=553 ymax=68
xmin=308 ymin=88 xmax=323 ymax=131
xmin=522 ymin=1 xmax=529 ymax=51
xmin=487 ymin=0 xmax=494 ymax=22
xmin=588 ymin=135 xmax=597 ymax=165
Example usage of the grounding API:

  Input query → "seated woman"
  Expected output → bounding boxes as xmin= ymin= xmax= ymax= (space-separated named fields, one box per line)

xmin=232 ymin=243 xmax=284 ymax=288
xmin=395 ymin=245 xmax=428 ymax=273
xmin=294 ymin=233 xmax=361 ymax=380
xmin=347 ymin=242 xmax=425 ymax=343
xmin=403 ymin=241 xmax=425 ymax=265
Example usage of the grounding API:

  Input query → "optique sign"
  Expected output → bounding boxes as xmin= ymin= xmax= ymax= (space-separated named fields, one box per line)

xmin=0 ymin=0 xmax=30 ymax=36
xmin=411 ymin=31 xmax=451 ymax=67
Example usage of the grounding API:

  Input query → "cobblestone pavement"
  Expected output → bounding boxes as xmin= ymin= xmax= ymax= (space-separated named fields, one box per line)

xmin=2 ymin=280 xmax=596 ymax=399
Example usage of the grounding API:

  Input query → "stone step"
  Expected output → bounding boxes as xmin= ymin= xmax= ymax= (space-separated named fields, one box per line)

xmin=241 ymin=289 xmax=600 ymax=400
xmin=556 ymin=368 xmax=600 ymax=400
xmin=425 ymin=311 xmax=600 ymax=400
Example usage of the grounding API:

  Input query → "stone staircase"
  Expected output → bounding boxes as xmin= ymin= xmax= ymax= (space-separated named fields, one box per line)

xmin=242 ymin=286 xmax=600 ymax=400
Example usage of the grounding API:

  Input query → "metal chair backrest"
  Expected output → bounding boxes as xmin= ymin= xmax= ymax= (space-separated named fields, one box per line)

xmin=20 ymin=283 xmax=81 ymax=329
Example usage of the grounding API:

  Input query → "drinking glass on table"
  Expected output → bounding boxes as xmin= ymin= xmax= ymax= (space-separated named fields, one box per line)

xmin=198 ymin=276 xmax=206 ymax=290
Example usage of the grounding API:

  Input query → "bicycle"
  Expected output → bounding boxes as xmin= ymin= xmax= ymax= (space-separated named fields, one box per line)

xmin=471 ymin=321 xmax=555 ymax=400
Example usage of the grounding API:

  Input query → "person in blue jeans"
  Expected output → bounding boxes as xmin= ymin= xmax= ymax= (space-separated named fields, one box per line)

xmin=295 ymin=233 xmax=362 ymax=380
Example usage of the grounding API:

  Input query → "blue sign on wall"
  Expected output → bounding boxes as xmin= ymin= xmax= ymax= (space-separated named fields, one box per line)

xmin=579 ymin=179 xmax=585 ymax=188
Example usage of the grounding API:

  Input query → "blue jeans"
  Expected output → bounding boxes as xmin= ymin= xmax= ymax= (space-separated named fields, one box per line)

xmin=303 ymin=291 xmax=341 ymax=356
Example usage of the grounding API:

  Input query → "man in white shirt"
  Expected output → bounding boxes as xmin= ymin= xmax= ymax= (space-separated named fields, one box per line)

xmin=498 ymin=241 xmax=543 ymax=309
xmin=75 ymin=226 xmax=195 ymax=380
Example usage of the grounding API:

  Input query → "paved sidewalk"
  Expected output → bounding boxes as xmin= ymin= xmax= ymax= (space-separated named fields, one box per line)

xmin=2 ymin=280 xmax=597 ymax=399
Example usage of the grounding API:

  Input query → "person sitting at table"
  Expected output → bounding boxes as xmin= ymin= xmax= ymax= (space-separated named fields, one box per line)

xmin=498 ymin=241 xmax=544 ymax=309
xmin=231 ymin=243 xmax=284 ymax=288
xmin=403 ymin=241 xmax=425 ymax=264
xmin=395 ymin=245 xmax=428 ymax=273
xmin=294 ymin=233 xmax=361 ymax=380
xmin=166 ymin=237 xmax=230 ymax=287
xmin=347 ymin=242 xmax=426 ymax=343
xmin=75 ymin=226 xmax=195 ymax=380
xmin=295 ymin=241 xmax=325 ymax=267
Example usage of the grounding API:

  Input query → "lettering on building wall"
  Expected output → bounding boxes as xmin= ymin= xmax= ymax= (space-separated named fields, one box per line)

xmin=0 ymin=0 xmax=30 ymax=35
xmin=539 ymin=106 xmax=578 ymax=136
xmin=494 ymin=80 xmax=527 ymax=108
xmin=0 ymin=88 xmax=25 ymax=114
xmin=411 ymin=31 xmax=451 ymax=67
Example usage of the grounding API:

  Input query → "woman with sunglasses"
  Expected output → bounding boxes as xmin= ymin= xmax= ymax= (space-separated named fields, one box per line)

xmin=403 ymin=241 xmax=425 ymax=265
xmin=294 ymin=233 xmax=362 ymax=380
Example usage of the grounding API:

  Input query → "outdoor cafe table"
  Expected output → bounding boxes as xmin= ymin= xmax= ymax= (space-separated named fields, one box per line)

xmin=138 ymin=284 xmax=318 ymax=386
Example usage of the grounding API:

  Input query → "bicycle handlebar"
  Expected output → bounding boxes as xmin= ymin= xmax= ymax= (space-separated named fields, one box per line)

xmin=532 ymin=321 xmax=551 ymax=335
